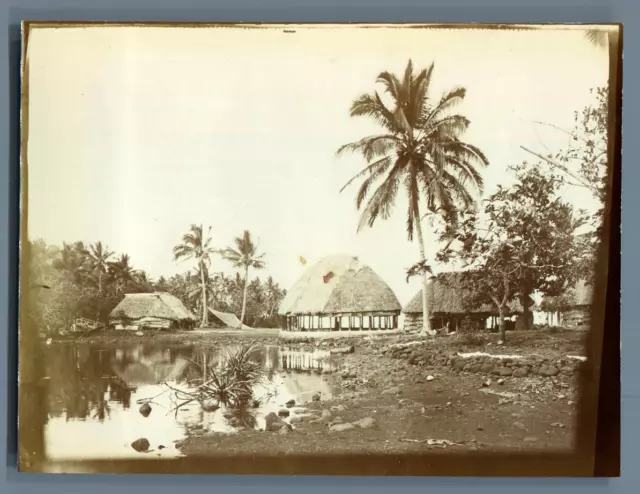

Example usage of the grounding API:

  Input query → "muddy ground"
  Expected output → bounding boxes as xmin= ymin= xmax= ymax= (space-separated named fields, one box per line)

xmin=86 ymin=327 xmax=588 ymax=457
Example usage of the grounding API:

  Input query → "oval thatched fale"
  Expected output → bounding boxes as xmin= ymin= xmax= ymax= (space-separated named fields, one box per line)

xmin=278 ymin=255 xmax=402 ymax=332
xmin=402 ymin=272 xmax=525 ymax=332
xmin=109 ymin=292 xmax=197 ymax=331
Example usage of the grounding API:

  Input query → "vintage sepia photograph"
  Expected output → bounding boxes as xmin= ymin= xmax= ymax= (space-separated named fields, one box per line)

xmin=18 ymin=22 xmax=620 ymax=475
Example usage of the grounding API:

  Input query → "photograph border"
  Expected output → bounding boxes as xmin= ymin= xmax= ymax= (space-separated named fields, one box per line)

xmin=16 ymin=21 xmax=622 ymax=477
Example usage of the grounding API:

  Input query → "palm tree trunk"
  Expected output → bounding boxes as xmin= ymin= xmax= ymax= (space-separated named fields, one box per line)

xmin=199 ymin=261 xmax=209 ymax=327
xmin=412 ymin=209 xmax=433 ymax=335
xmin=96 ymin=270 xmax=103 ymax=322
xmin=240 ymin=265 xmax=249 ymax=328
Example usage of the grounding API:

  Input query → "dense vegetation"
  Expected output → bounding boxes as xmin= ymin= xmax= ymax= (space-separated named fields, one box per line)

xmin=26 ymin=236 xmax=286 ymax=335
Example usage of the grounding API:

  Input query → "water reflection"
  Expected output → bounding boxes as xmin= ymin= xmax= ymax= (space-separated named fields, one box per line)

xmin=43 ymin=342 xmax=339 ymax=460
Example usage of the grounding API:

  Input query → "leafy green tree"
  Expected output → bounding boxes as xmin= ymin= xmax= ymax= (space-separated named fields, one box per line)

xmin=337 ymin=59 xmax=489 ymax=335
xmin=439 ymin=163 xmax=587 ymax=332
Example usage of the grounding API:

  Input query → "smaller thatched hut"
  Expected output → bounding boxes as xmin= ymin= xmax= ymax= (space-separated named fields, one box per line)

xmin=403 ymin=272 xmax=523 ymax=332
xmin=109 ymin=292 xmax=197 ymax=331
xmin=278 ymin=255 xmax=402 ymax=333
xmin=541 ymin=279 xmax=593 ymax=328
xmin=208 ymin=308 xmax=252 ymax=329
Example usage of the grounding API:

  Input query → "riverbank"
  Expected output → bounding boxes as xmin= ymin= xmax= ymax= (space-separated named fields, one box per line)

xmin=174 ymin=328 xmax=586 ymax=456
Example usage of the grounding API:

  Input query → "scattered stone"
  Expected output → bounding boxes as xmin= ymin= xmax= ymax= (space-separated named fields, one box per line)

xmin=426 ymin=375 xmax=435 ymax=381
xmin=202 ymin=402 xmax=220 ymax=412
xmin=551 ymin=422 xmax=566 ymax=428
xmin=320 ymin=409 xmax=332 ymax=421
xmin=354 ymin=416 xmax=376 ymax=429
xmin=512 ymin=368 xmax=529 ymax=378
xmin=513 ymin=421 xmax=526 ymax=430
xmin=497 ymin=340 xmax=504 ymax=346
xmin=285 ymin=399 xmax=296 ymax=408
xmin=135 ymin=331 xmax=144 ymax=337
xmin=139 ymin=403 xmax=152 ymax=417
xmin=482 ymin=379 xmax=492 ymax=387
xmin=524 ymin=436 xmax=538 ymax=443
xmin=341 ymin=371 xmax=357 ymax=379
xmin=278 ymin=409 xmax=291 ymax=418
xmin=382 ymin=386 xmax=403 ymax=396
xmin=329 ymin=423 xmax=356 ymax=432
xmin=158 ymin=445 xmax=165 ymax=450
xmin=476 ymin=426 xmax=484 ymax=431
xmin=497 ymin=379 xmax=505 ymax=385
xmin=331 ymin=346 xmax=355 ymax=355
xmin=537 ymin=365 xmax=560 ymax=377
xmin=131 ymin=438 xmax=150 ymax=452
xmin=330 ymin=404 xmax=347 ymax=413
xmin=289 ymin=416 xmax=304 ymax=425
xmin=265 ymin=412 xmax=292 ymax=432
xmin=497 ymin=367 xmax=513 ymax=376
xmin=312 ymin=393 xmax=321 ymax=402
xmin=251 ymin=399 xmax=261 ymax=409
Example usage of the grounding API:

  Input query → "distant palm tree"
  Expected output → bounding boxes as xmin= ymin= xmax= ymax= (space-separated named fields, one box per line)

xmin=221 ymin=230 xmax=266 ymax=328
xmin=264 ymin=276 xmax=281 ymax=316
xmin=173 ymin=224 xmax=216 ymax=327
xmin=87 ymin=241 xmax=114 ymax=298
xmin=108 ymin=254 xmax=136 ymax=295
xmin=53 ymin=242 xmax=89 ymax=284
xmin=337 ymin=60 xmax=488 ymax=334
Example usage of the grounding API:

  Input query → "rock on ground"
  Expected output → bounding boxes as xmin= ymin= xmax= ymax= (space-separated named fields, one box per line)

xmin=131 ymin=438 xmax=150 ymax=452
xmin=329 ymin=423 xmax=356 ymax=432
xmin=139 ymin=403 xmax=152 ymax=417
xmin=353 ymin=417 xmax=376 ymax=429
xmin=331 ymin=346 xmax=355 ymax=355
xmin=265 ymin=412 xmax=292 ymax=432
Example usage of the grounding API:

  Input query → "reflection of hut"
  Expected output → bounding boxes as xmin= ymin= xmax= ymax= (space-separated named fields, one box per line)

xmin=541 ymin=280 xmax=593 ymax=328
xmin=278 ymin=255 xmax=402 ymax=333
xmin=403 ymin=272 xmax=523 ymax=332
xmin=109 ymin=292 xmax=197 ymax=331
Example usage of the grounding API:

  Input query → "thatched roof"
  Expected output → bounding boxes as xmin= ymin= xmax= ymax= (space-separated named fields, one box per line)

xmin=403 ymin=272 xmax=523 ymax=315
xmin=542 ymin=279 xmax=594 ymax=309
xmin=208 ymin=308 xmax=252 ymax=329
xmin=110 ymin=292 xmax=197 ymax=321
xmin=278 ymin=255 xmax=401 ymax=316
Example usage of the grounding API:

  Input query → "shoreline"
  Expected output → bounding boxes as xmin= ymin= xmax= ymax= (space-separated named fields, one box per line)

xmin=42 ymin=327 xmax=586 ymax=457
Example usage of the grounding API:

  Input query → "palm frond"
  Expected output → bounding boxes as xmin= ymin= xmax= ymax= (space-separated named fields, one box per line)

xmin=339 ymin=155 xmax=394 ymax=193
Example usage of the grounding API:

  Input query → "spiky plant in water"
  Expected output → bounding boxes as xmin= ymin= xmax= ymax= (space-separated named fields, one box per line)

xmin=166 ymin=344 xmax=272 ymax=413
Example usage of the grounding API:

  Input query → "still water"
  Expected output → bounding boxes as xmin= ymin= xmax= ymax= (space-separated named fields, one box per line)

xmin=42 ymin=342 xmax=340 ymax=460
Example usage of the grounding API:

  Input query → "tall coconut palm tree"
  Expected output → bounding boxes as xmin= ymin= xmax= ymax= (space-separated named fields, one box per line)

xmin=173 ymin=224 xmax=216 ymax=327
xmin=337 ymin=60 xmax=489 ymax=335
xmin=108 ymin=254 xmax=137 ymax=296
xmin=87 ymin=241 xmax=114 ymax=298
xmin=221 ymin=230 xmax=266 ymax=328
xmin=264 ymin=276 xmax=282 ymax=316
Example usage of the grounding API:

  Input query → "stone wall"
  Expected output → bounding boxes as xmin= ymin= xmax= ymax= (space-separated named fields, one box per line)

xmin=381 ymin=345 xmax=585 ymax=379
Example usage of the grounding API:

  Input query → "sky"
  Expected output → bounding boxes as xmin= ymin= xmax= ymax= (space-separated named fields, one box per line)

xmin=25 ymin=24 xmax=610 ymax=306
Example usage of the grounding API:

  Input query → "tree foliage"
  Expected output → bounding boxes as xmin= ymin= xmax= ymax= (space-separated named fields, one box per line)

xmin=437 ymin=163 xmax=588 ymax=334
xmin=26 ymin=236 xmax=286 ymax=335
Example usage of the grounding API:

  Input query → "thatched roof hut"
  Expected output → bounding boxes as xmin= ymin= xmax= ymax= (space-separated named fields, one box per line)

xmin=278 ymin=255 xmax=402 ymax=332
xmin=542 ymin=279 xmax=593 ymax=310
xmin=403 ymin=272 xmax=523 ymax=316
xmin=109 ymin=292 xmax=197 ymax=330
